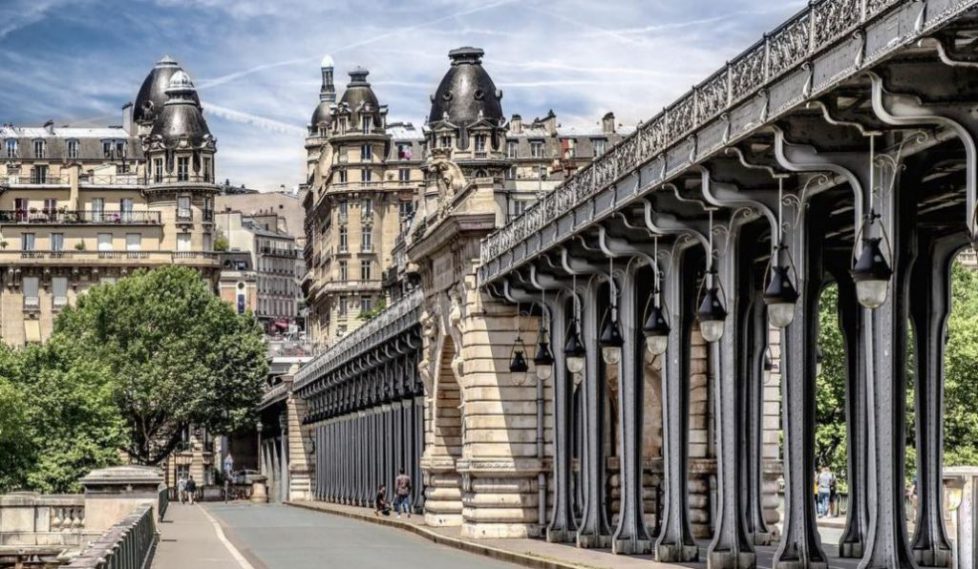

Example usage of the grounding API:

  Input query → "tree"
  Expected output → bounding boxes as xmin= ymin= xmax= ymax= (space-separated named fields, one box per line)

xmin=944 ymin=260 xmax=978 ymax=465
xmin=51 ymin=266 xmax=267 ymax=465
xmin=815 ymin=284 xmax=848 ymax=483
xmin=0 ymin=357 xmax=30 ymax=491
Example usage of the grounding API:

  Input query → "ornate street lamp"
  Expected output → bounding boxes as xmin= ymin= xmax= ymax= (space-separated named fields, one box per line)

xmin=763 ymin=177 xmax=799 ymax=328
xmin=533 ymin=294 xmax=554 ymax=381
xmin=642 ymin=237 xmax=669 ymax=356
xmin=509 ymin=303 xmax=530 ymax=381
xmin=599 ymin=259 xmax=623 ymax=365
xmin=564 ymin=276 xmax=586 ymax=375
xmin=851 ymin=135 xmax=893 ymax=309
xmin=697 ymin=210 xmax=727 ymax=343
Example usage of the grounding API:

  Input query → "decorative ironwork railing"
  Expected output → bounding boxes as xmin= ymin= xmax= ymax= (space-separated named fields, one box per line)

xmin=294 ymin=288 xmax=423 ymax=390
xmin=0 ymin=210 xmax=161 ymax=224
xmin=479 ymin=0 xmax=903 ymax=265
xmin=63 ymin=504 xmax=156 ymax=569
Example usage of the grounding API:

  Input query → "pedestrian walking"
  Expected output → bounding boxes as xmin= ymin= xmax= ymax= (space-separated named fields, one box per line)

xmin=177 ymin=475 xmax=187 ymax=504
xmin=186 ymin=476 xmax=197 ymax=505
xmin=816 ymin=466 xmax=834 ymax=518
xmin=393 ymin=469 xmax=412 ymax=518
xmin=375 ymin=484 xmax=390 ymax=516
xmin=829 ymin=476 xmax=838 ymax=517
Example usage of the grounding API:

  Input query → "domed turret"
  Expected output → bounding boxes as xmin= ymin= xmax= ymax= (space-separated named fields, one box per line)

xmin=148 ymin=70 xmax=213 ymax=147
xmin=338 ymin=67 xmax=383 ymax=132
xmin=133 ymin=56 xmax=200 ymax=126
xmin=428 ymin=47 xmax=503 ymax=128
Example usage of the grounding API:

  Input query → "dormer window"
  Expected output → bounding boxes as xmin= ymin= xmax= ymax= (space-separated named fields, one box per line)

xmin=177 ymin=157 xmax=189 ymax=181
xmin=115 ymin=141 xmax=126 ymax=158
xmin=592 ymin=138 xmax=607 ymax=157
xmin=103 ymin=141 xmax=113 ymax=158
xmin=474 ymin=134 xmax=487 ymax=153
xmin=33 ymin=139 xmax=45 ymax=159
xmin=5 ymin=139 xmax=17 ymax=158
xmin=507 ymin=140 xmax=518 ymax=158
xmin=439 ymin=135 xmax=451 ymax=149
xmin=361 ymin=116 xmax=370 ymax=134
xmin=66 ymin=139 xmax=79 ymax=160
xmin=530 ymin=140 xmax=544 ymax=159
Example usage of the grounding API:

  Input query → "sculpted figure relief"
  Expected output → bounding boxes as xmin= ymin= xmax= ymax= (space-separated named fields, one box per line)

xmin=430 ymin=151 xmax=466 ymax=215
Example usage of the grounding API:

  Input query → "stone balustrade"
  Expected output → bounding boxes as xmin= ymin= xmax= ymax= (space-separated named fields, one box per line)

xmin=0 ymin=493 xmax=92 ymax=547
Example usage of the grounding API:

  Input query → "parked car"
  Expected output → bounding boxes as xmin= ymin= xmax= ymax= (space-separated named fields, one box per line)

xmin=233 ymin=469 xmax=262 ymax=484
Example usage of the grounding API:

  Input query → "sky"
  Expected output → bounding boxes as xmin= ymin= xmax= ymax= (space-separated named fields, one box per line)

xmin=0 ymin=0 xmax=806 ymax=191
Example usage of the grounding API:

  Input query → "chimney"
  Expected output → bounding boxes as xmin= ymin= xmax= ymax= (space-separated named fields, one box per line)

xmin=122 ymin=102 xmax=133 ymax=135
xmin=602 ymin=112 xmax=616 ymax=135
xmin=543 ymin=109 xmax=557 ymax=136
xmin=510 ymin=114 xmax=522 ymax=134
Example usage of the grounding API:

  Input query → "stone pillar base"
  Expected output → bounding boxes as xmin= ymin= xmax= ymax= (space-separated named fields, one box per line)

xmin=707 ymin=551 xmax=756 ymax=569
xmin=774 ymin=560 xmax=827 ymax=569
xmin=461 ymin=522 xmax=535 ymax=539
xmin=425 ymin=512 xmax=463 ymax=526
xmin=656 ymin=543 xmax=699 ymax=563
xmin=546 ymin=528 xmax=576 ymax=543
xmin=912 ymin=548 xmax=952 ymax=568
xmin=612 ymin=538 xmax=652 ymax=555
xmin=839 ymin=542 xmax=864 ymax=559
xmin=576 ymin=534 xmax=611 ymax=549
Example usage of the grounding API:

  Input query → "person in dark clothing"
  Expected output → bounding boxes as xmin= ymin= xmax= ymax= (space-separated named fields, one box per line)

xmin=374 ymin=484 xmax=390 ymax=516
xmin=186 ymin=476 xmax=197 ymax=505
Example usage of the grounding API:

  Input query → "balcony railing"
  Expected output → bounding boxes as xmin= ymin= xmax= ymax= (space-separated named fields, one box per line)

xmin=79 ymin=175 xmax=144 ymax=186
xmin=3 ymin=175 xmax=71 ymax=186
xmin=146 ymin=175 xmax=215 ymax=186
xmin=0 ymin=250 xmax=220 ymax=265
xmin=260 ymin=246 xmax=298 ymax=257
xmin=0 ymin=210 xmax=161 ymax=225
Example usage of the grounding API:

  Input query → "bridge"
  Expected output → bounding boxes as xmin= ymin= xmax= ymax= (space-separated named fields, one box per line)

xmin=290 ymin=1 xmax=978 ymax=568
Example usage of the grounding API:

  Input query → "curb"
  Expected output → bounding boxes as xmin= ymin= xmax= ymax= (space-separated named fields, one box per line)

xmin=286 ymin=501 xmax=598 ymax=569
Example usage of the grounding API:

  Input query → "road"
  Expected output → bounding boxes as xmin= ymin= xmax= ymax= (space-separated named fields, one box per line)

xmin=201 ymin=503 xmax=522 ymax=569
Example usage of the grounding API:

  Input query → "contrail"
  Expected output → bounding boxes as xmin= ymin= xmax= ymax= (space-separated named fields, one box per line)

xmin=196 ymin=0 xmax=520 ymax=91
xmin=202 ymin=102 xmax=306 ymax=136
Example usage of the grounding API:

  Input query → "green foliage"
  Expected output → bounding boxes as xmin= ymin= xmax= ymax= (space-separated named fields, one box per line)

xmin=357 ymin=298 xmax=387 ymax=321
xmin=213 ymin=235 xmax=230 ymax=252
xmin=50 ymin=266 xmax=267 ymax=465
xmin=815 ymin=284 xmax=848 ymax=483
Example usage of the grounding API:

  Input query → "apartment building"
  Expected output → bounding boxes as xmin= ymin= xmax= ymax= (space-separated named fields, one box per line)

xmin=0 ymin=57 xmax=221 ymax=345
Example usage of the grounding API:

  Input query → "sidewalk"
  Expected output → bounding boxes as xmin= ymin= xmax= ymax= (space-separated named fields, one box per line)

xmin=287 ymin=500 xmax=682 ymax=569
xmin=153 ymin=503 xmax=252 ymax=569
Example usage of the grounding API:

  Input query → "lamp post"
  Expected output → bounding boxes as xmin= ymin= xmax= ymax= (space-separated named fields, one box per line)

xmin=256 ymin=419 xmax=263 ymax=475
xmin=763 ymin=177 xmax=799 ymax=328
xmin=643 ymin=237 xmax=670 ymax=356
xmin=851 ymin=135 xmax=893 ymax=309
xmin=599 ymin=259 xmax=623 ymax=365
xmin=697 ymin=209 xmax=727 ymax=343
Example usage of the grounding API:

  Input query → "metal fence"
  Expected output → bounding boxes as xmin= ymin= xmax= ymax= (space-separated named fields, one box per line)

xmin=62 ymin=504 xmax=156 ymax=569
xmin=158 ymin=486 xmax=168 ymax=523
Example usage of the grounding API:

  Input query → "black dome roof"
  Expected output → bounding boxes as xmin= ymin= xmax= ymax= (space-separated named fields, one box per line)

xmin=133 ymin=56 xmax=200 ymax=124
xmin=311 ymin=100 xmax=332 ymax=128
xmin=428 ymin=47 xmax=503 ymax=127
xmin=149 ymin=71 xmax=212 ymax=146
xmin=339 ymin=67 xmax=379 ymax=111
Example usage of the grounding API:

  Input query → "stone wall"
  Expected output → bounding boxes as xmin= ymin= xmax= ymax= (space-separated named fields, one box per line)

xmin=0 ymin=493 xmax=90 ymax=547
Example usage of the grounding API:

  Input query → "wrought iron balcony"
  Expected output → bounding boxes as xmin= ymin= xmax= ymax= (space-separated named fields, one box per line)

xmin=0 ymin=210 xmax=162 ymax=225
xmin=2 ymin=175 xmax=71 ymax=186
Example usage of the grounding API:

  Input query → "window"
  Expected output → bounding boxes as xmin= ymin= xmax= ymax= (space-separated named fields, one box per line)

xmin=102 ymin=141 xmax=113 ymax=159
xmin=361 ymin=116 xmax=371 ymax=134
xmin=338 ymin=226 xmax=348 ymax=252
xmin=33 ymin=139 xmax=45 ymax=159
xmin=23 ymin=277 xmax=39 ymax=310
xmin=439 ymin=135 xmax=451 ymax=148
xmin=43 ymin=198 xmax=57 ymax=216
xmin=361 ymin=198 xmax=372 ymax=218
xmin=338 ymin=200 xmax=348 ymax=220
xmin=115 ymin=141 xmax=126 ymax=158
xmin=338 ymin=296 xmax=347 ymax=316
xmin=31 ymin=165 xmax=48 ymax=184
xmin=52 ymin=277 xmax=68 ymax=308
xmin=91 ymin=198 xmax=104 ymax=222
xmin=338 ymin=169 xmax=348 ymax=183
xmin=177 ymin=196 xmax=191 ymax=221
xmin=51 ymin=233 xmax=64 ymax=252
xmin=361 ymin=228 xmax=372 ymax=252
xmin=361 ymin=168 xmax=371 ymax=182
xmin=397 ymin=143 xmax=412 ymax=160
xmin=399 ymin=200 xmax=414 ymax=220
xmin=126 ymin=233 xmax=141 ymax=251
xmin=202 ymin=157 xmax=211 ymax=182
xmin=177 ymin=233 xmax=191 ymax=252
xmin=22 ymin=233 xmax=35 ymax=251
xmin=592 ymin=138 xmax=607 ymax=157
xmin=360 ymin=144 xmax=372 ymax=160
xmin=507 ymin=140 xmax=518 ymax=158
xmin=14 ymin=198 xmax=26 ymax=220
xmin=474 ymin=134 xmax=487 ymax=152
xmin=530 ymin=140 xmax=544 ymax=158
xmin=98 ymin=233 xmax=112 ymax=252
xmin=5 ymin=139 xmax=16 ymax=158
xmin=360 ymin=296 xmax=372 ymax=314
xmin=398 ymin=168 xmax=410 ymax=182
xmin=203 ymin=233 xmax=211 ymax=251
xmin=505 ymin=166 xmax=517 ymax=180
xmin=120 ymin=198 xmax=133 ymax=222
xmin=66 ymin=140 xmax=79 ymax=160
xmin=339 ymin=260 xmax=348 ymax=281
xmin=360 ymin=259 xmax=371 ymax=281
xmin=153 ymin=158 xmax=163 ymax=183
xmin=512 ymin=199 xmax=529 ymax=219
xmin=177 ymin=157 xmax=189 ymax=181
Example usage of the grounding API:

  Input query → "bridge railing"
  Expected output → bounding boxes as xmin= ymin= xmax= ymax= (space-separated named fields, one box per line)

xmin=62 ymin=504 xmax=156 ymax=569
xmin=480 ymin=0 xmax=903 ymax=266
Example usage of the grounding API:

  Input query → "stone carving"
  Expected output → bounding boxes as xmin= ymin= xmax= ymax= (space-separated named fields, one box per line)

xmin=447 ymin=287 xmax=466 ymax=380
xmin=418 ymin=301 xmax=439 ymax=395
xmin=429 ymin=149 xmax=466 ymax=217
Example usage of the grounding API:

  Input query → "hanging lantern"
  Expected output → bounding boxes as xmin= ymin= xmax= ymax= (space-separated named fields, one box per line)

xmin=763 ymin=264 xmax=799 ymax=328
xmin=599 ymin=310 xmax=623 ymax=365
xmin=697 ymin=271 xmax=727 ymax=343
xmin=563 ymin=327 xmax=586 ymax=374
xmin=642 ymin=302 xmax=670 ymax=356
xmin=851 ymin=236 xmax=892 ymax=309
xmin=509 ymin=343 xmax=529 ymax=374
xmin=533 ymin=339 xmax=554 ymax=381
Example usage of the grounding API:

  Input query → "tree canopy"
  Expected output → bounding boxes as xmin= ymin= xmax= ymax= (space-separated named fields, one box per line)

xmin=50 ymin=266 xmax=267 ymax=465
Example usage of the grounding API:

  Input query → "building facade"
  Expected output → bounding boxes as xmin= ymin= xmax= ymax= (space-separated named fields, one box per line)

xmin=0 ymin=56 xmax=221 ymax=346
xmin=302 ymin=52 xmax=626 ymax=350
